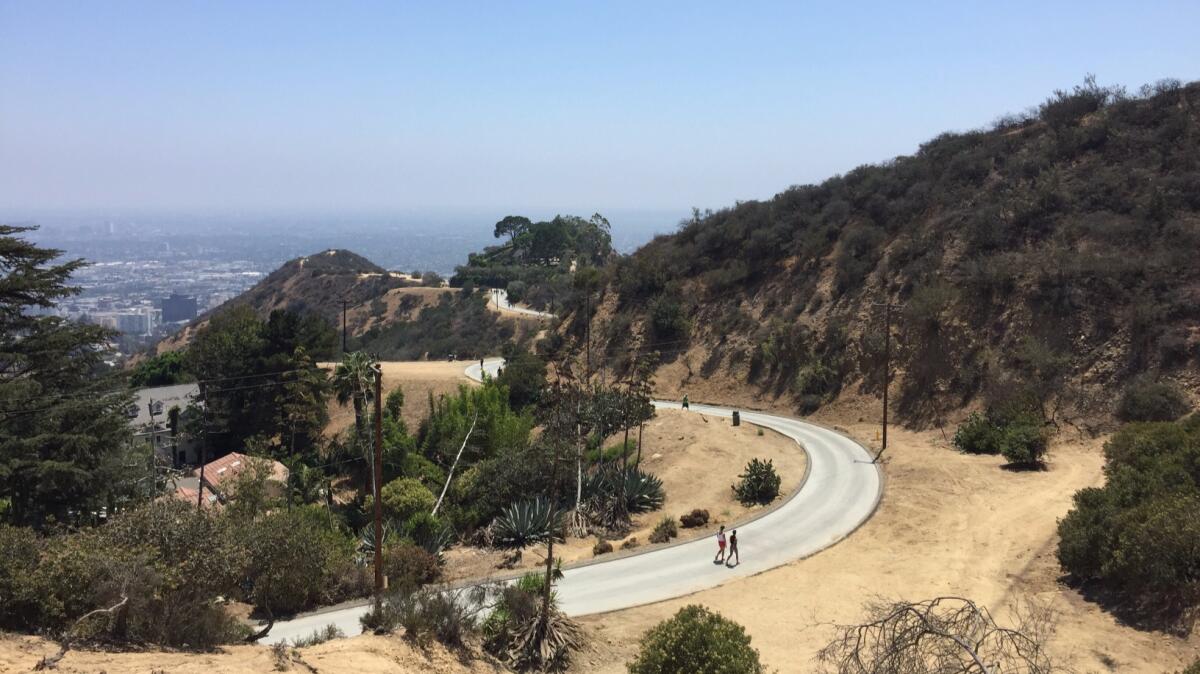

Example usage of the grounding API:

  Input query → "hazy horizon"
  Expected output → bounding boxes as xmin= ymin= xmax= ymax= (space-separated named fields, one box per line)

xmin=3 ymin=2 xmax=1200 ymax=218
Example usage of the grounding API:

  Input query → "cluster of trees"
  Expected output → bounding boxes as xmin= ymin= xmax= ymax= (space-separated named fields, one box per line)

xmin=452 ymin=213 xmax=615 ymax=312
xmin=1057 ymin=412 xmax=1200 ymax=629
xmin=184 ymin=306 xmax=337 ymax=459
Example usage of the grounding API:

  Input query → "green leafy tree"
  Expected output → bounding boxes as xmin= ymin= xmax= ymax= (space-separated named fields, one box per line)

xmin=129 ymin=350 xmax=193 ymax=387
xmin=0 ymin=225 xmax=139 ymax=528
xmin=628 ymin=605 xmax=764 ymax=674
xmin=496 ymin=345 xmax=547 ymax=410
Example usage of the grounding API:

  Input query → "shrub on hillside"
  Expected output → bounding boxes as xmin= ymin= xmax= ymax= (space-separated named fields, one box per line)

xmin=1117 ymin=379 xmax=1190 ymax=422
xmin=380 ymin=477 xmax=436 ymax=523
xmin=1057 ymin=414 xmax=1200 ymax=628
xmin=649 ymin=516 xmax=677 ymax=544
xmin=953 ymin=408 xmax=1049 ymax=467
xmin=383 ymin=542 xmax=442 ymax=590
xmin=0 ymin=501 xmax=249 ymax=647
xmin=243 ymin=506 xmax=358 ymax=615
xmin=953 ymin=412 xmax=1001 ymax=454
xmin=733 ymin=458 xmax=781 ymax=506
xmin=680 ymin=509 xmax=710 ymax=528
xmin=628 ymin=604 xmax=764 ymax=674
xmin=592 ymin=538 xmax=613 ymax=556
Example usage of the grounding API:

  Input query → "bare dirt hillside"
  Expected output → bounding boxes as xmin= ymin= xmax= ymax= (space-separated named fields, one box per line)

xmin=441 ymin=408 xmax=806 ymax=582
xmin=321 ymin=360 xmax=475 ymax=432
xmin=572 ymin=405 xmax=1200 ymax=673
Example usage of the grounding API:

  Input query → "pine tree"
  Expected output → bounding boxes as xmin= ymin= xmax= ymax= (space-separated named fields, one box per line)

xmin=0 ymin=225 xmax=139 ymax=527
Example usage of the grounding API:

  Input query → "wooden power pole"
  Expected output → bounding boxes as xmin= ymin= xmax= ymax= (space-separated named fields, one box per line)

xmin=874 ymin=301 xmax=896 ymax=464
xmin=342 ymin=299 xmax=349 ymax=354
xmin=372 ymin=363 xmax=384 ymax=607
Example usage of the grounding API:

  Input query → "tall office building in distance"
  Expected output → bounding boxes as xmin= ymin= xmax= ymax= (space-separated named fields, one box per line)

xmin=161 ymin=292 xmax=198 ymax=323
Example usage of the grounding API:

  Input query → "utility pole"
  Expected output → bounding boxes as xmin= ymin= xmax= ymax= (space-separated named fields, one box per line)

xmin=873 ymin=301 xmax=897 ymax=463
xmin=197 ymin=390 xmax=208 ymax=511
xmin=342 ymin=299 xmax=349 ymax=354
xmin=146 ymin=398 xmax=159 ymax=499
xmin=584 ymin=294 xmax=592 ymax=381
xmin=372 ymin=363 xmax=384 ymax=607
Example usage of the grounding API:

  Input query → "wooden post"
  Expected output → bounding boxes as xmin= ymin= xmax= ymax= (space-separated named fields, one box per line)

xmin=373 ymin=364 xmax=384 ymax=607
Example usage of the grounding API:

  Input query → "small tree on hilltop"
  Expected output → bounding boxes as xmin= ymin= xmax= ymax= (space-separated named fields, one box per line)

xmin=628 ymin=605 xmax=764 ymax=674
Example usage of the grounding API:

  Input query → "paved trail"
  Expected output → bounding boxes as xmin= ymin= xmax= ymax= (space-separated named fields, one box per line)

xmin=264 ymin=360 xmax=881 ymax=644
xmin=485 ymin=288 xmax=555 ymax=319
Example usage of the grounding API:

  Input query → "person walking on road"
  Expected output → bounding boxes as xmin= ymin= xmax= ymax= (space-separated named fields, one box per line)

xmin=682 ymin=394 xmax=690 ymax=410
xmin=726 ymin=530 xmax=740 ymax=567
xmin=714 ymin=525 xmax=726 ymax=563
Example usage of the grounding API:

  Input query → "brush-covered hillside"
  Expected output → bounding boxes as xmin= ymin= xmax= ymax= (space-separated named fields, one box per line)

xmin=156 ymin=249 xmax=430 ymax=353
xmin=563 ymin=78 xmax=1200 ymax=429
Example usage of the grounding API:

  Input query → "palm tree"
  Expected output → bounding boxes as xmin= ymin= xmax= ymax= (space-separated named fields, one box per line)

xmin=332 ymin=351 xmax=377 ymax=444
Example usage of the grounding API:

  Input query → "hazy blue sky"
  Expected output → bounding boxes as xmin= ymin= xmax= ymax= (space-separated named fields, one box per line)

xmin=2 ymin=1 xmax=1198 ymax=217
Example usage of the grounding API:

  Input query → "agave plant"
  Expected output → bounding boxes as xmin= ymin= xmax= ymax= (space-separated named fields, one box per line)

xmin=411 ymin=519 xmax=456 ymax=558
xmin=358 ymin=521 xmax=394 ymax=564
xmin=491 ymin=496 xmax=564 ymax=550
xmin=583 ymin=465 xmax=665 ymax=514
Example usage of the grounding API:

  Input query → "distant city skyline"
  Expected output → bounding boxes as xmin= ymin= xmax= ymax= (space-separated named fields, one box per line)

xmin=3 ymin=2 xmax=1199 ymax=217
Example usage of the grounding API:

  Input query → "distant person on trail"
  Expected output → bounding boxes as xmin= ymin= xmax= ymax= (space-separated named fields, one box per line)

xmin=714 ymin=525 xmax=726 ymax=563
xmin=682 ymin=394 xmax=690 ymax=410
xmin=726 ymin=530 xmax=739 ymax=567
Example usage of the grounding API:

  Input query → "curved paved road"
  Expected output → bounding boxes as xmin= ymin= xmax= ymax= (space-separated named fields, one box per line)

xmin=486 ymin=288 xmax=555 ymax=319
xmin=264 ymin=360 xmax=881 ymax=644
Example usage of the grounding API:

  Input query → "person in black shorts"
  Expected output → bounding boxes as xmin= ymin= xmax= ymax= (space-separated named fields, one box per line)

xmin=726 ymin=530 xmax=739 ymax=567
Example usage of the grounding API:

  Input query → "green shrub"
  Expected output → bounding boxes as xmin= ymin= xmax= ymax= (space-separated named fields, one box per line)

xmin=628 ymin=604 xmax=764 ymax=674
xmin=1057 ymin=414 xmax=1200 ymax=628
xmin=997 ymin=414 xmax=1049 ymax=466
xmin=953 ymin=411 xmax=1002 ymax=454
xmin=733 ymin=458 xmax=781 ymax=506
xmin=1 ymin=501 xmax=250 ymax=647
xmin=953 ymin=409 xmax=1049 ymax=466
xmin=0 ymin=524 xmax=41 ymax=631
xmin=380 ymin=478 xmax=436 ymax=523
xmin=1180 ymin=659 xmax=1200 ymax=674
xmin=1117 ymin=379 xmax=1190 ymax=422
xmin=649 ymin=517 xmax=678 ymax=544
xmin=244 ymin=506 xmax=357 ymax=615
